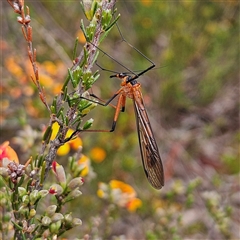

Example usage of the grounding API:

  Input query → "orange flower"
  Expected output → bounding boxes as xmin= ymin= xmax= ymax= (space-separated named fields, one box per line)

xmin=39 ymin=74 xmax=54 ymax=87
xmin=5 ymin=57 xmax=23 ymax=77
xmin=76 ymin=30 xmax=86 ymax=44
xmin=0 ymin=141 xmax=19 ymax=166
xmin=42 ymin=61 xmax=58 ymax=75
xmin=110 ymin=180 xmax=135 ymax=194
xmin=90 ymin=147 xmax=106 ymax=163
xmin=67 ymin=129 xmax=83 ymax=150
xmin=98 ymin=180 xmax=142 ymax=212
xmin=52 ymin=83 xmax=63 ymax=95
xmin=126 ymin=198 xmax=142 ymax=212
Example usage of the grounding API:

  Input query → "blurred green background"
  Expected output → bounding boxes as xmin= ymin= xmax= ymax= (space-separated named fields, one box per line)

xmin=1 ymin=1 xmax=239 ymax=239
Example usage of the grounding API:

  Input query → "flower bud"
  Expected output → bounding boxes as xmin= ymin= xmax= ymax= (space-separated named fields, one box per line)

xmin=29 ymin=190 xmax=39 ymax=205
xmin=27 ymin=224 xmax=36 ymax=233
xmin=24 ymin=15 xmax=31 ymax=24
xmin=72 ymin=217 xmax=82 ymax=226
xmin=17 ymin=16 xmax=23 ymax=24
xmin=81 ymin=0 xmax=98 ymax=21
xmin=51 ymin=213 xmax=64 ymax=223
xmin=81 ymin=102 xmax=97 ymax=115
xmin=64 ymin=212 xmax=73 ymax=224
xmin=42 ymin=229 xmax=50 ymax=238
xmin=19 ymin=206 xmax=29 ymax=217
xmin=29 ymin=209 xmax=36 ymax=218
xmin=67 ymin=188 xmax=82 ymax=200
xmin=50 ymin=221 xmax=61 ymax=234
xmin=102 ymin=9 xmax=112 ymax=30
xmin=29 ymin=169 xmax=37 ymax=178
xmin=13 ymin=2 xmax=20 ymax=13
xmin=45 ymin=205 xmax=57 ymax=217
xmin=42 ymin=216 xmax=52 ymax=226
xmin=22 ymin=220 xmax=28 ymax=231
xmin=22 ymin=195 xmax=30 ymax=205
xmin=83 ymin=118 xmax=94 ymax=130
xmin=49 ymin=184 xmax=63 ymax=196
xmin=52 ymin=161 xmax=66 ymax=187
xmin=38 ymin=190 xmax=49 ymax=198
xmin=18 ymin=187 xmax=27 ymax=197
xmin=68 ymin=177 xmax=84 ymax=190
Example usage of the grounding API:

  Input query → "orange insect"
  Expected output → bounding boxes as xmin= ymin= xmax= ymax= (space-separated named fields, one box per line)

xmin=106 ymin=72 xmax=164 ymax=189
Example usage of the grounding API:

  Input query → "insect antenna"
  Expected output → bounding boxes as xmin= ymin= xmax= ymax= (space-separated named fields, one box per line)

xmin=95 ymin=61 xmax=138 ymax=77
xmin=115 ymin=23 xmax=155 ymax=79
xmin=88 ymin=41 xmax=136 ymax=76
xmin=84 ymin=18 xmax=156 ymax=80
xmin=95 ymin=61 xmax=118 ymax=74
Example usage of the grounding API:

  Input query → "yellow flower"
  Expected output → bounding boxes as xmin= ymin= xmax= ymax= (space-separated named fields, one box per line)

xmin=90 ymin=147 xmax=106 ymax=163
xmin=77 ymin=154 xmax=90 ymax=176
xmin=50 ymin=122 xmax=59 ymax=140
xmin=57 ymin=144 xmax=71 ymax=156
xmin=67 ymin=129 xmax=83 ymax=150
xmin=97 ymin=182 xmax=109 ymax=199
xmin=50 ymin=122 xmax=83 ymax=156
xmin=49 ymin=122 xmax=70 ymax=155
xmin=97 ymin=189 xmax=105 ymax=198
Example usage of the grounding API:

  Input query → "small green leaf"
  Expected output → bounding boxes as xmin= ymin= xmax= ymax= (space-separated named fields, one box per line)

xmin=83 ymin=118 xmax=94 ymax=130
xmin=72 ymin=37 xmax=79 ymax=61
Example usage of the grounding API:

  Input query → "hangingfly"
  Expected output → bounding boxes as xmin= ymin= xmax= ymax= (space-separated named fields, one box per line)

xmin=107 ymin=73 xmax=164 ymax=189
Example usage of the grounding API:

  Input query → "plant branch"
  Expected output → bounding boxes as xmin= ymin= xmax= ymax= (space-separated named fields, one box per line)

xmin=7 ymin=0 xmax=118 ymax=188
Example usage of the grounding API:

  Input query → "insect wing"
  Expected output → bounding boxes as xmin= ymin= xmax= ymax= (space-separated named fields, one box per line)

xmin=133 ymin=96 xmax=164 ymax=189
